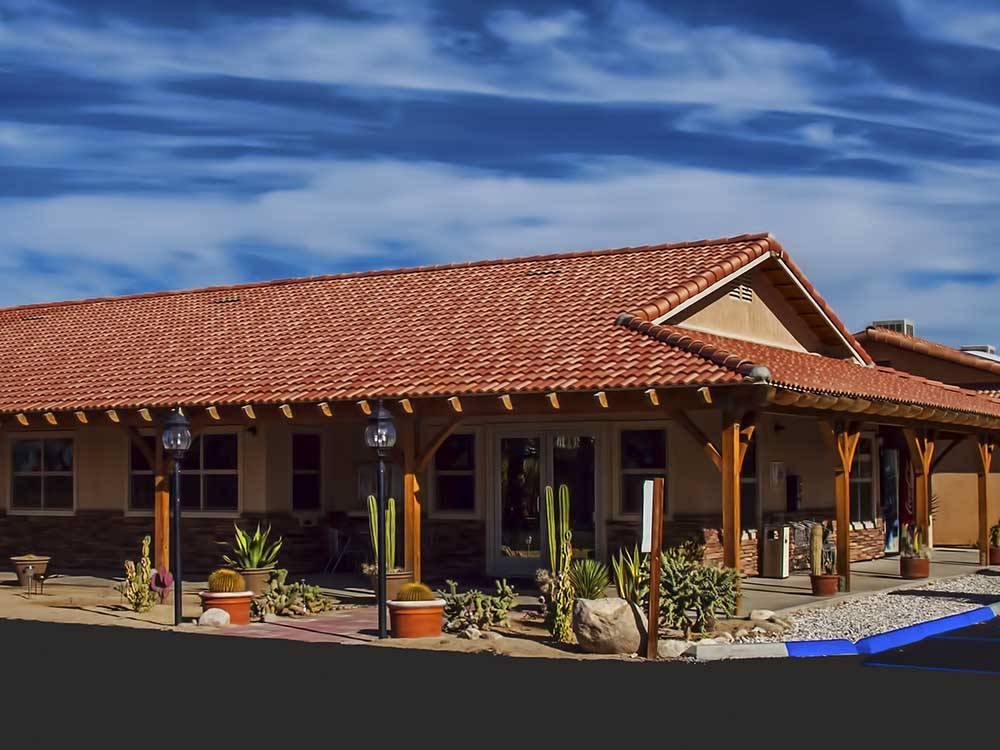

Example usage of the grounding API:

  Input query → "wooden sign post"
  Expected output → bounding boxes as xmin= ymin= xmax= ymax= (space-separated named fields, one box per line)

xmin=645 ymin=477 xmax=665 ymax=660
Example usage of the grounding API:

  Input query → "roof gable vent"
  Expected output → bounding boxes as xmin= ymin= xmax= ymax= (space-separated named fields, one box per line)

xmin=726 ymin=280 xmax=754 ymax=303
xmin=872 ymin=319 xmax=915 ymax=336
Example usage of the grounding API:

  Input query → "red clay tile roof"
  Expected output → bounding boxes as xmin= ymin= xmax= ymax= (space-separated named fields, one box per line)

xmin=616 ymin=319 xmax=1000 ymax=418
xmin=1 ymin=231 xmax=992 ymax=419
xmin=857 ymin=326 xmax=1000 ymax=377
xmin=0 ymin=233 xmax=784 ymax=413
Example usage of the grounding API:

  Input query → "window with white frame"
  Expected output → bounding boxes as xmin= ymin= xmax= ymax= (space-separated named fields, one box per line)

xmin=619 ymin=428 xmax=667 ymax=515
xmin=292 ymin=432 xmax=322 ymax=511
xmin=178 ymin=433 xmax=239 ymax=512
xmin=129 ymin=434 xmax=157 ymax=510
xmin=11 ymin=437 xmax=74 ymax=511
xmin=433 ymin=433 xmax=476 ymax=514
xmin=850 ymin=437 xmax=877 ymax=523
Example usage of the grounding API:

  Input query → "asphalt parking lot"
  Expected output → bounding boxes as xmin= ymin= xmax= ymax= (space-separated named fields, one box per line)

xmin=865 ymin=616 xmax=1000 ymax=675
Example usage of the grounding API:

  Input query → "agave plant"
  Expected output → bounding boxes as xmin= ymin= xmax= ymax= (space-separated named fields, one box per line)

xmin=611 ymin=545 xmax=648 ymax=605
xmin=568 ymin=558 xmax=610 ymax=599
xmin=221 ymin=523 xmax=282 ymax=569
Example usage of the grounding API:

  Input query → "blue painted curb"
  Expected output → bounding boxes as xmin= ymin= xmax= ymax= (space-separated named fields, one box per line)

xmin=785 ymin=639 xmax=857 ymax=657
xmin=855 ymin=606 xmax=996 ymax=654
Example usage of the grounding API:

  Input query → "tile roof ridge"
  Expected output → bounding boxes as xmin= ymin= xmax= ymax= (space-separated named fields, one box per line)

xmin=858 ymin=325 xmax=1000 ymax=376
xmin=0 ymin=232 xmax=775 ymax=317
xmin=622 ymin=235 xmax=778 ymax=322
xmin=614 ymin=317 xmax=771 ymax=381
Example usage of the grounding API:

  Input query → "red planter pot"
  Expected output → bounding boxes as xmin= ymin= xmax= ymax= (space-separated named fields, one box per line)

xmin=989 ymin=547 xmax=1000 ymax=566
xmin=809 ymin=574 xmax=839 ymax=596
xmin=900 ymin=557 xmax=930 ymax=579
xmin=388 ymin=600 xmax=445 ymax=639
xmin=199 ymin=591 xmax=253 ymax=625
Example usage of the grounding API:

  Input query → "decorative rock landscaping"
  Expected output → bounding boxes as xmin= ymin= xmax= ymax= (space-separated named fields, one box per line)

xmin=737 ymin=571 xmax=1000 ymax=644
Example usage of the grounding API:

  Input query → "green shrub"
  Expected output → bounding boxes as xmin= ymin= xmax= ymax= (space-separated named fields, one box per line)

xmin=568 ymin=558 xmax=610 ymax=599
xmin=439 ymin=579 xmax=517 ymax=632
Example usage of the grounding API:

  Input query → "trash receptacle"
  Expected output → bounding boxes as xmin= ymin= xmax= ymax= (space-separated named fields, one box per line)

xmin=761 ymin=524 xmax=790 ymax=578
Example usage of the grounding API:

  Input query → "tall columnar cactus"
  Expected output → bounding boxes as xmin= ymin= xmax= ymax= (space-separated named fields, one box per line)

xmin=544 ymin=484 xmax=570 ymax=573
xmin=810 ymin=523 xmax=824 ymax=576
xmin=367 ymin=494 xmax=397 ymax=571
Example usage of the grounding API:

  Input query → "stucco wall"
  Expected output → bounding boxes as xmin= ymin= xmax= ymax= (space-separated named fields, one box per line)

xmin=674 ymin=269 xmax=825 ymax=353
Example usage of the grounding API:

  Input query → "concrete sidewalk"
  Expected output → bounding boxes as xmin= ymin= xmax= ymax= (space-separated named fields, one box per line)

xmin=738 ymin=547 xmax=983 ymax=615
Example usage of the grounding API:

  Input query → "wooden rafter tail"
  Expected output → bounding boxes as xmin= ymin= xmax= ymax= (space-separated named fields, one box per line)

xmin=279 ymin=404 xmax=293 ymax=419
xmin=138 ymin=408 xmax=152 ymax=422
xmin=447 ymin=396 xmax=463 ymax=414
xmin=697 ymin=386 xmax=713 ymax=405
xmin=15 ymin=413 xmax=28 ymax=427
xmin=357 ymin=399 xmax=372 ymax=416
xmin=44 ymin=412 xmax=57 ymax=426
xmin=398 ymin=399 xmax=412 ymax=415
xmin=499 ymin=394 xmax=513 ymax=412
xmin=546 ymin=392 xmax=560 ymax=410
xmin=241 ymin=404 xmax=256 ymax=420
xmin=74 ymin=411 xmax=88 ymax=424
xmin=106 ymin=409 xmax=120 ymax=423
xmin=206 ymin=405 xmax=221 ymax=420
xmin=644 ymin=388 xmax=659 ymax=407
xmin=594 ymin=391 xmax=608 ymax=409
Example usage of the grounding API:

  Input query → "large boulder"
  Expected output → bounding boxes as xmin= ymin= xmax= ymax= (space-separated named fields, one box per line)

xmin=198 ymin=608 xmax=231 ymax=627
xmin=572 ymin=598 xmax=647 ymax=655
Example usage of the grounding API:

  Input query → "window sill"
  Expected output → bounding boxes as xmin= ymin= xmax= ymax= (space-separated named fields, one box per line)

xmin=6 ymin=509 xmax=76 ymax=517
xmin=428 ymin=511 xmax=481 ymax=521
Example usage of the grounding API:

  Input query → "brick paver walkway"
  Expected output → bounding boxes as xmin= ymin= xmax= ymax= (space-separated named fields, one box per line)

xmin=217 ymin=607 xmax=378 ymax=644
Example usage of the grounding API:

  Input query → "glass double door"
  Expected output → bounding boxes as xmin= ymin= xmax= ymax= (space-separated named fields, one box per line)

xmin=493 ymin=430 xmax=597 ymax=577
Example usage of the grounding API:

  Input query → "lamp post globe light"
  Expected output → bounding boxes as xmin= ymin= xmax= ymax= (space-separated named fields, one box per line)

xmin=161 ymin=408 xmax=192 ymax=626
xmin=364 ymin=399 xmax=396 ymax=638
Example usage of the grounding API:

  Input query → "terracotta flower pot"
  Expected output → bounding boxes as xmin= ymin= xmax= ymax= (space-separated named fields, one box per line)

xmin=388 ymin=599 xmax=445 ymax=638
xmin=809 ymin=574 xmax=839 ymax=596
xmin=989 ymin=547 xmax=1000 ymax=566
xmin=369 ymin=570 xmax=414 ymax=601
xmin=199 ymin=591 xmax=253 ymax=625
xmin=900 ymin=557 xmax=930 ymax=579
xmin=11 ymin=556 xmax=50 ymax=587
xmin=239 ymin=567 xmax=274 ymax=597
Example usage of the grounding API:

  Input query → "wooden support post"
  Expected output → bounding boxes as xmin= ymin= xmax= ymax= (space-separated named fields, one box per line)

xmin=153 ymin=439 xmax=170 ymax=572
xmin=978 ymin=437 xmax=996 ymax=566
xmin=721 ymin=412 xmax=742 ymax=571
xmin=832 ymin=422 xmax=861 ymax=592
xmin=904 ymin=429 xmax=936 ymax=536
xmin=401 ymin=419 xmax=420 ymax=580
xmin=646 ymin=477 xmax=665 ymax=660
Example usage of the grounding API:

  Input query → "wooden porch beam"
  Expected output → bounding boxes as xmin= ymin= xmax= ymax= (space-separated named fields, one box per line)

xmin=721 ymin=412 xmax=742 ymax=571
xmin=832 ymin=421 xmax=861 ymax=592
xmin=153 ymin=438 xmax=170 ymax=571
xmin=674 ymin=410 xmax=722 ymax=472
xmin=416 ymin=419 xmax=464 ymax=473
xmin=978 ymin=437 xmax=996 ymax=566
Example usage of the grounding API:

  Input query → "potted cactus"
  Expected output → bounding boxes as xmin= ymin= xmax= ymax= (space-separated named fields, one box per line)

xmin=990 ymin=521 xmax=1000 ymax=566
xmin=808 ymin=522 xmax=838 ymax=596
xmin=900 ymin=523 xmax=930 ymax=579
xmin=362 ymin=495 xmax=412 ymax=600
xmin=199 ymin=568 xmax=253 ymax=625
xmin=10 ymin=554 xmax=50 ymax=588
xmin=220 ymin=523 xmax=282 ymax=597
xmin=388 ymin=582 xmax=446 ymax=639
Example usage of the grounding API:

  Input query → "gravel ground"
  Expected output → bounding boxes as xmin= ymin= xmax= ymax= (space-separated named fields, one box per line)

xmin=747 ymin=572 xmax=1000 ymax=643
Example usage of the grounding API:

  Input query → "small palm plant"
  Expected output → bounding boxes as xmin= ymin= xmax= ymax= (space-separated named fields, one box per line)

xmin=221 ymin=523 xmax=282 ymax=570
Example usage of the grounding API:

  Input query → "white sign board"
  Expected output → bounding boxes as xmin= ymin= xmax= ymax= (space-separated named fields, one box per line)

xmin=640 ymin=479 xmax=654 ymax=553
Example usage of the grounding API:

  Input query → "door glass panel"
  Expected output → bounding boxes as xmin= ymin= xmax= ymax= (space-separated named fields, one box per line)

xmin=499 ymin=437 xmax=541 ymax=562
xmin=552 ymin=434 xmax=596 ymax=560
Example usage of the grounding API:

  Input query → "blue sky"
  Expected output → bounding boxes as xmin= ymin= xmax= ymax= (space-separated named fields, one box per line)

xmin=2 ymin=1 xmax=1000 ymax=345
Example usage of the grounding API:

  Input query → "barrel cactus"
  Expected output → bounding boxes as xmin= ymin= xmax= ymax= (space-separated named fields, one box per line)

xmin=395 ymin=582 xmax=436 ymax=601
xmin=208 ymin=567 xmax=246 ymax=593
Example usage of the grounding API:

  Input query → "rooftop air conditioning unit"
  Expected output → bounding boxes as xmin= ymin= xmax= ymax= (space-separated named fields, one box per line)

xmin=961 ymin=344 xmax=997 ymax=356
xmin=871 ymin=319 xmax=915 ymax=337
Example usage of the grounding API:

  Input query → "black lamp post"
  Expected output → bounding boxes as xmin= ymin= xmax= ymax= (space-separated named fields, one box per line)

xmin=162 ymin=408 xmax=192 ymax=626
xmin=364 ymin=398 xmax=397 ymax=639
